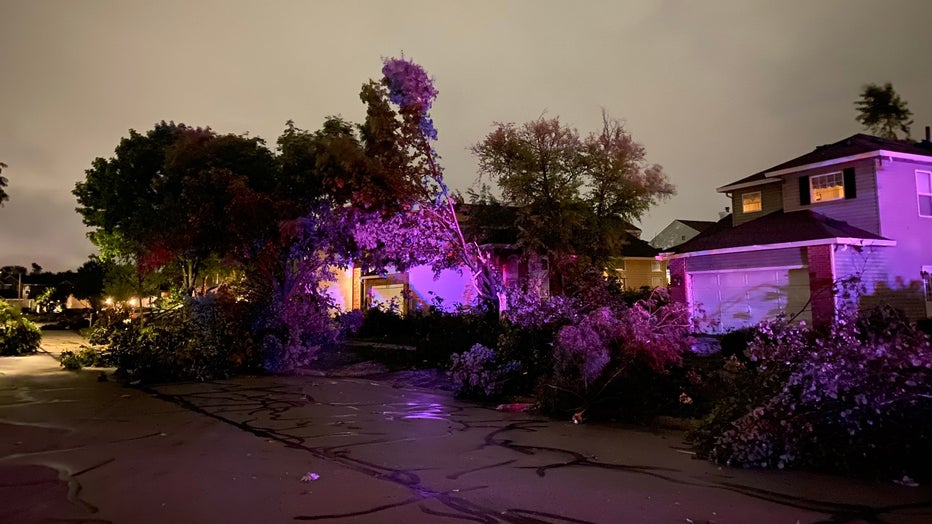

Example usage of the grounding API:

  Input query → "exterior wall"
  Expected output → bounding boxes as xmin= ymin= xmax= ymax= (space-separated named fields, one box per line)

xmin=405 ymin=265 xmax=474 ymax=311
xmin=324 ymin=266 xmax=356 ymax=312
xmin=783 ymin=158 xmax=881 ymax=234
xmin=650 ymin=222 xmax=700 ymax=250
xmin=732 ymin=182 xmax=783 ymax=226
xmin=616 ymin=258 xmax=666 ymax=289
xmin=873 ymin=157 xmax=932 ymax=318
xmin=687 ymin=247 xmax=807 ymax=272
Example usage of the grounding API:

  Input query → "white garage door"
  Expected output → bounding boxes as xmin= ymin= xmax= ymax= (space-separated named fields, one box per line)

xmin=690 ymin=268 xmax=811 ymax=332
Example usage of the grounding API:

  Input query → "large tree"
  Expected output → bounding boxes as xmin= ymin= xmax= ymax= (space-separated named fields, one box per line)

xmin=74 ymin=122 xmax=283 ymax=294
xmin=471 ymin=113 xmax=674 ymax=285
xmin=855 ymin=82 xmax=913 ymax=140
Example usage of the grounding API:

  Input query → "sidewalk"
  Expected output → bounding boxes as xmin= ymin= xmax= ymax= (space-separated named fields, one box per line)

xmin=37 ymin=329 xmax=91 ymax=358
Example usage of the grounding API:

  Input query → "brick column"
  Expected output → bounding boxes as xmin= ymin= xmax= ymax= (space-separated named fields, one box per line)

xmin=807 ymin=244 xmax=835 ymax=327
xmin=668 ymin=258 xmax=688 ymax=305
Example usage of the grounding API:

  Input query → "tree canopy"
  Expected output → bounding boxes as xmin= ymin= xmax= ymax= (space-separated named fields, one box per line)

xmin=855 ymin=82 xmax=913 ymax=140
xmin=471 ymin=114 xmax=674 ymax=268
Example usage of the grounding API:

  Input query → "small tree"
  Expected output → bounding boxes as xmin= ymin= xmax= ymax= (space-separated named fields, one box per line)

xmin=854 ymin=82 xmax=913 ymax=140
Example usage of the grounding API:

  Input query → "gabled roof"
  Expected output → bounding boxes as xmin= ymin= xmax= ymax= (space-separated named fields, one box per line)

xmin=718 ymin=133 xmax=932 ymax=193
xmin=669 ymin=210 xmax=891 ymax=255
xmin=677 ymin=219 xmax=717 ymax=232
xmin=616 ymin=233 xmax=660 ymax=258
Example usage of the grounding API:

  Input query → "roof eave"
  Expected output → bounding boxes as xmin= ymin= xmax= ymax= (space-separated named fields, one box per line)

xmin=764 ymin=150 xmax=932 ymax=178
xmin=663 ymin=237 xmax=896 ymax=259
xmin=716 ymin=177 xmax=781 ymax=193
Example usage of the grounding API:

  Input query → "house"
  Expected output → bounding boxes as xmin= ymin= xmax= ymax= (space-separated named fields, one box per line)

xmin=650 ymin=219 xmax=718 ymax=250
xmin=324 ymin=204 xmax=667 ymax=315
xmin=666 ymin=131 xmax=932 ymax=333
xmin=610 ymin=233 xmax=668 ymax=289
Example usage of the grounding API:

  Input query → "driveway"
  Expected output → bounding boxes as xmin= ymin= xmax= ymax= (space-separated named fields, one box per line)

xmin=1 ymin=334 xmax=930 ymax=523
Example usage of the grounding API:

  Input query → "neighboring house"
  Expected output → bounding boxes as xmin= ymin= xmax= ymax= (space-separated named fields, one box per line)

xmin=324 ymin=204 xmax=666 ymax=315
xmin=650 ymin=219 xmax=719 ymax=250
xmin=666 ymin=132 xmax=932 ymax=333
xmin=610 ymin=233 xmax=668 ymax=289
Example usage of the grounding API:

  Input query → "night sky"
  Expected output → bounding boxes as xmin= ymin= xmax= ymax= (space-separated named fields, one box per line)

xmin=2 ymin=0 xmax=930 ymax=271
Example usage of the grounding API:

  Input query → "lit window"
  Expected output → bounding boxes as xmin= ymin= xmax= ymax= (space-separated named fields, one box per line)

xmin=742 ymin=191 xmax=762 ymax=213
xmin=917 ymin=171 xmax=932 ymax=218
xmin=651 ymin=260 xmax=662 ymax=272
xmin=811 ymin=172 xmax=845 ymax=202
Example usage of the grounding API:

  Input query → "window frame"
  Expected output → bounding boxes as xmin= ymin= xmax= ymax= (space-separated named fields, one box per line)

xmin=809 ymin=171 xmax=846 ymax=203
xmin=742 ymin=191 xmax=762 ymax=213
xmin=650 ymin=260 xmax=662 ymax=272
xmin=917 ymin=170 xmax=932 ymax=218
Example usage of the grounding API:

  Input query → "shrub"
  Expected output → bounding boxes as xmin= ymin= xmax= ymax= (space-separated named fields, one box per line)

xmin=541 ymin=289 xmax=692 ymax=420
xmin=59 ymin=345 xmax=113 ymax=370
xmin=449 ymin=343 xmax=520 ymax=399
xmin=0 ymin=300 xmax=42 ymax=356
xmin=691 ymin=305 xmax=932 ymax=480
xmin=107 ymin=291 xmax=258 ymax=382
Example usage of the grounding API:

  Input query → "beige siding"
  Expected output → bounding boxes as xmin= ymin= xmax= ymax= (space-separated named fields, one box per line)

xmin=732 ymin=183 xmax=783 ymax=226
xmin=783 ymin=158 xmax=881 ymax=234
xmin=617 ymin=258 xmax=667 ymax=289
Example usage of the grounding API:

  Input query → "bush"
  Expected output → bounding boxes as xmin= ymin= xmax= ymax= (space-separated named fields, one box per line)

xmin=540 ymin=289 xmax=692 ymax=421
xmin=60 ymin=345 xmax=113 ymax=370
xmin=107 ymin=292 xmax=258 ymax=382
xmin=449 ymin=343 xmax=520 ymax=399
xmin=0 ymin=300 xmax=42 ymax=356
xmin=690 ymin=305 xmax=932 ymax=480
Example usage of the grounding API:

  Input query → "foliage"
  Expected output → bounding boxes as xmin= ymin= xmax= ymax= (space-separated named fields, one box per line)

xmin=449 ymin=343 xmax=520 ymax=399
xmin=471 ymin=113 xmax=674 ymax=292
xmin=854 ymin=82 xmax=913 ymax=140
xmin=0 ymin=300 xmax=42 ymax=356
xmin=544 ymin=289 xmax=691 ymax=420
xmin=691 ymin=305 xmax=932 ymax=479
xmin=106 ymin=292 xmax=258 ymax=382
xmin=59 ymin=346 xmax=112 ymax=370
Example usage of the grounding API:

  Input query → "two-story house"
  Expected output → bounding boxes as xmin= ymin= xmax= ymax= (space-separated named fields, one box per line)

xmin=666 ymin=132 xmax=932 ymax=332
xmin=650 ymin=219 xmax=718 ymax=251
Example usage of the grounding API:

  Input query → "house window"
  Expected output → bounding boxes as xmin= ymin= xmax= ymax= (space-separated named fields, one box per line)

xmin=810 ymin=172 xmax=845 ymax=203
xmin=651 ymin=260 xmax=662 ymax=272
xmin=917 ymin=170 xmax=932 ymax=217
xmin=742 ymin=191 xmax=762 ymax=213
xmin=616 ymin=259 xmax=626 ymax=271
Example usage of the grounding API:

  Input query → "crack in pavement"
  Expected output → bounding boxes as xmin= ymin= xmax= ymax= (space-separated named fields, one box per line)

xmin=141 ymin=379 xmax=932 ymax=523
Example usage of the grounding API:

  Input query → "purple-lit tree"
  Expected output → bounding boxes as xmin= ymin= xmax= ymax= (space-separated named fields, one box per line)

xmin=358 ymin=57 xmax=501 ymax=312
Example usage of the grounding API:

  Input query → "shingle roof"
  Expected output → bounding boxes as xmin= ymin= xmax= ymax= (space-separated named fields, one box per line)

xmin=718 ymin=133 xmax=932 ymax=192
xmin=616 ymin=233 xmax=660 ymax=258
xmin=677 ymin=219 xmax=717 ymax=232
xmin=670 ymin=210 xmax=889 ymax=254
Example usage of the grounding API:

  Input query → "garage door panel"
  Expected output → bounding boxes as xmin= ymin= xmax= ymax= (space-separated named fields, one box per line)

xmin=691 ymin=268 xmax=811 ymax=332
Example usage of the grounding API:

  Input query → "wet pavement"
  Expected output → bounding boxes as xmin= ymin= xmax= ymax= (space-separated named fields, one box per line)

xmin=1 ymin=332 xmax=931 ymax=523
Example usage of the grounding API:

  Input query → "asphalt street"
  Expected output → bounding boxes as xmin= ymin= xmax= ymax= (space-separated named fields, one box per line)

xmin=1 ymin=331 xmax=930 ymax=523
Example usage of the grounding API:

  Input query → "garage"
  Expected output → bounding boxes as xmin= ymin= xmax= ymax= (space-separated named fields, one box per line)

xmin=689 ymin=267 xmax=811 ymax=332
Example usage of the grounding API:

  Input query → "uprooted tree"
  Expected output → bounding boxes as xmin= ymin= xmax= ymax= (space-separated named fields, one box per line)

xmin=74 ymin=56 xmax=497 ymax=377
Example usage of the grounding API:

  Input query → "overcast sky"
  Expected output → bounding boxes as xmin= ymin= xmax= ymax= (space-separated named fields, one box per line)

xmin=2 ymin=0 xmax=931 ymax=271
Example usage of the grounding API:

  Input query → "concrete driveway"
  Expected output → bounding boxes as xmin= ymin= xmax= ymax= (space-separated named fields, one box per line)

xmin=1 ymin=333 xmax=930 ymax=523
